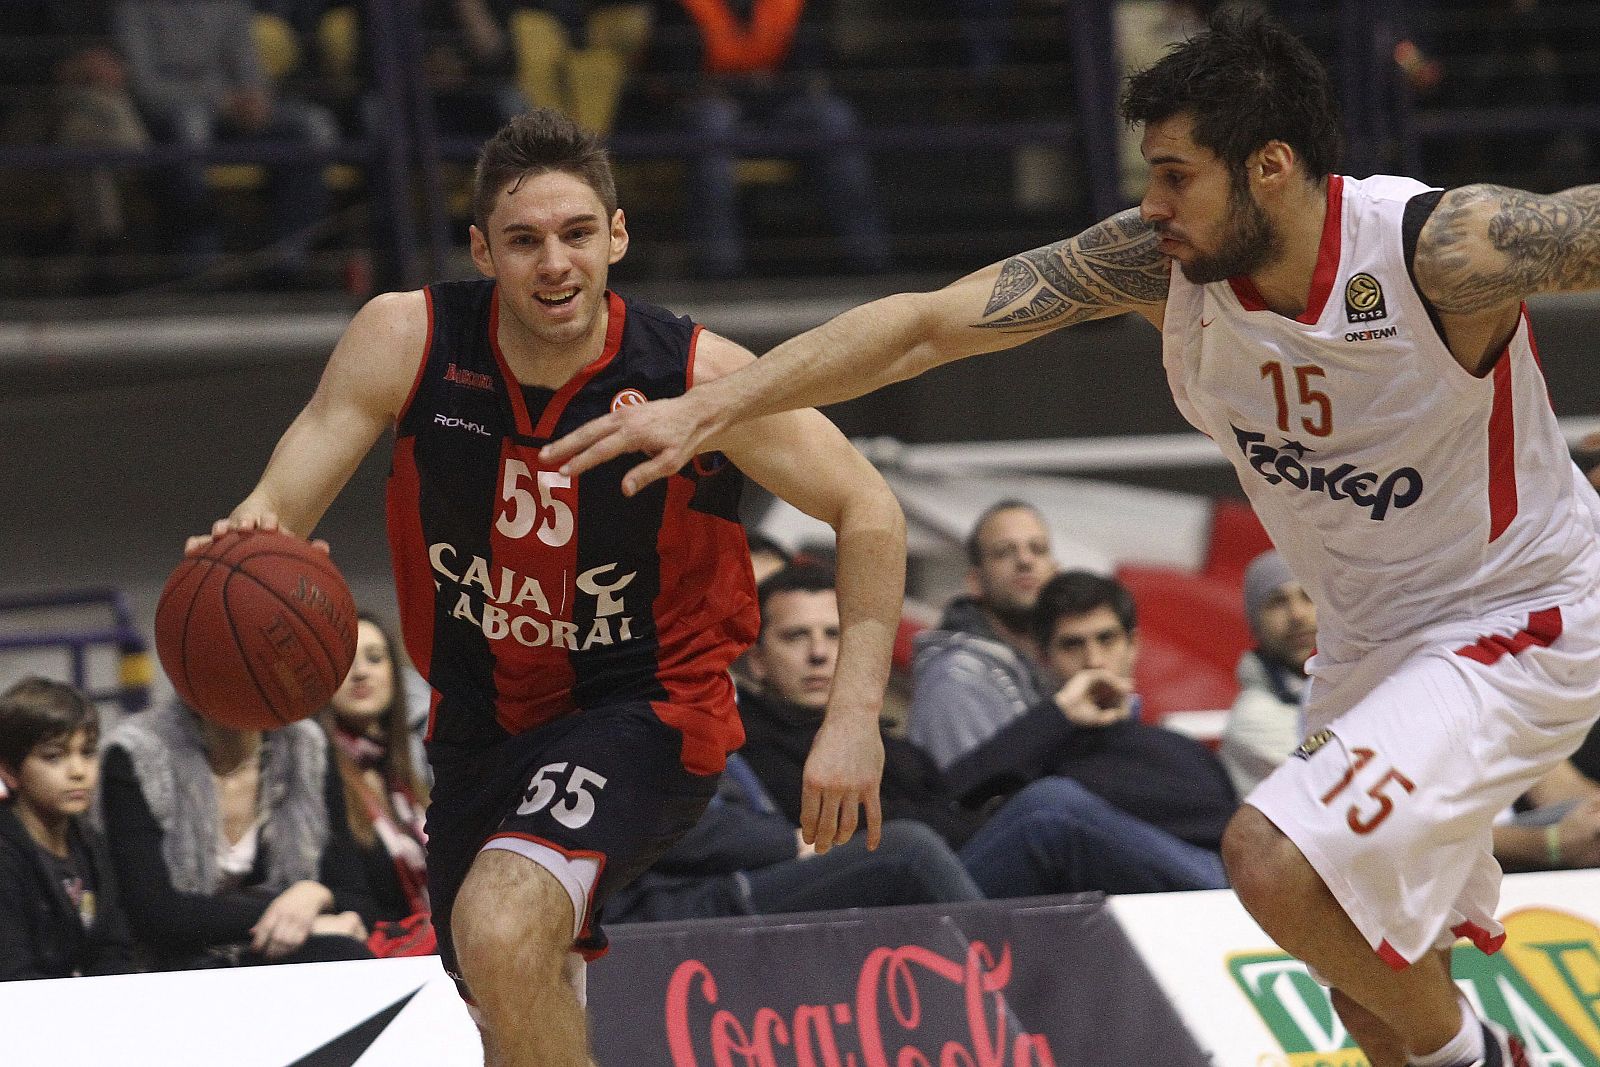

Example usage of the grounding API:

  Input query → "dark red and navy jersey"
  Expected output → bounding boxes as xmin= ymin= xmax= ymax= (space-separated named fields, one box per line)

xmin=385 ymin=280 xmax=758 ymax=774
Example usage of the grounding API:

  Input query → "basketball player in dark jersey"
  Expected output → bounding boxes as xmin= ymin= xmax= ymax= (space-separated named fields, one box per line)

xmin=187 ymin=109 xmax=905 ymax=1067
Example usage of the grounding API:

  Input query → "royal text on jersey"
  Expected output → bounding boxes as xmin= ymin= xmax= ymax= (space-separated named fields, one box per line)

xmin=1231 ymin=426 xmax=1424 ymax=520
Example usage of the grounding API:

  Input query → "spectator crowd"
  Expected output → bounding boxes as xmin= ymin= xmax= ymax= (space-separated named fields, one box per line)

xmin=2 ymin=0 xmax=1597 ymax=293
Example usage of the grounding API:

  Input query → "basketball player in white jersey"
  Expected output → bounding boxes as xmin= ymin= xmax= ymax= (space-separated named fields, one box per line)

xmin=545 ymin=12 xmax=1600 ymax=1067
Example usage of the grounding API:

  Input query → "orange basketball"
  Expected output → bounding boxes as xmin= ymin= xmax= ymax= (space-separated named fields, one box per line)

xmin=155 ymin=528 xmax=357 ymax=730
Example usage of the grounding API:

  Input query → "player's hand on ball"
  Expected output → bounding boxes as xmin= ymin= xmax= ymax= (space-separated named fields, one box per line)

xmin=185 ymin=510 xmax=281 ymax=556
xmin=184 ymin=509 xmax=328 ymax=556
xmin=251 ymin=880 xmax=333 ymax=958
xmin=799 ymin=713 xmax=884 ymax=855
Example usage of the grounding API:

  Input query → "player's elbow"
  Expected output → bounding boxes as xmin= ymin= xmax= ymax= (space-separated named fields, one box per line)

xmin=838 ymin=476 xmax=905 ymax=542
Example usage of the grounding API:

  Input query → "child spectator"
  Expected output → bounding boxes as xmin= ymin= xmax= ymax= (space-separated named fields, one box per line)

xmin=0 ymin=677 xmax=137 ymax=981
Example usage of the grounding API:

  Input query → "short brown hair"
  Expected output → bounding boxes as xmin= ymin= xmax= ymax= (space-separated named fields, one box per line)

xmin=965 ymin=499 xmax=1044 ymax=566
xmin=472 ymin=108 xmax=618 ymax=234
xmin=0 ymin=677 xmax=98 ymax=769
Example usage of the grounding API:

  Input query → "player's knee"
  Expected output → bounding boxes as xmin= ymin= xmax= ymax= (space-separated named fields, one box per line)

xmin=1221 ymin=805 xmax=1299 ymax=908
xmin=453 ymin=852 xmax=573 ymax=988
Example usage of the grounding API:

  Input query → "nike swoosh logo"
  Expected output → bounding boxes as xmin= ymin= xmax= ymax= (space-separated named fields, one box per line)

xmin=286 ymin=986 xmax=423 ymax=1066
xmin=1200 ymin=318 xmax=1215 ymax=328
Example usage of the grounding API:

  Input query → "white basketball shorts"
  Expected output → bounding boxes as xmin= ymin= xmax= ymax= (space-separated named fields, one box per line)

xmin=1247 ymin=580 xmax=1600 ymax=969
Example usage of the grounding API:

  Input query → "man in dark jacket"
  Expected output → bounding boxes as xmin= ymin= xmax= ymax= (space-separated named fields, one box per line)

xmin=942 ymin=569 xmax=1240 ymax=852
xmin=740 ymin=564 xmax=1228 ymax=896
xmin=604 ymin=753 xmax=982 ymax=923
xmin=0 ymin=678 xmax=136 ymax=981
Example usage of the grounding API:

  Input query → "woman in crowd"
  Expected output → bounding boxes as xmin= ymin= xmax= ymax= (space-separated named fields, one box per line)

xmin=319 ymin=613 xmax=430 ymax=928
xmin=99 ymin=694 xmax=375 ymax=970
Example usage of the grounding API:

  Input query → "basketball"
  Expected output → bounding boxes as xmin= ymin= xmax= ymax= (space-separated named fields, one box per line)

xmin=155 ymin=528 xmax=358 ymax=731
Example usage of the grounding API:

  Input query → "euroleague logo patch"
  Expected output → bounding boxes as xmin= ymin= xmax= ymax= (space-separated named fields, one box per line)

xmin=1344 ymin=272 xmax=1387 ymax=323
xmin=611 ymin=388 xmax=647 ymax=412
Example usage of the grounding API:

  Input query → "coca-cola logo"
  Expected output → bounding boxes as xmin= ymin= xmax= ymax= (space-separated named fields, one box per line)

xmin=664 ymin=941 xmax=1057 ymax=1067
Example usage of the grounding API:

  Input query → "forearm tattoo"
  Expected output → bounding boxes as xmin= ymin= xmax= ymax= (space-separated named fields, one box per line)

xmin=1420 ymin=183 xmax=1600 ymax=313
xmin=972 ymin=209 xmax=1169 ymax=334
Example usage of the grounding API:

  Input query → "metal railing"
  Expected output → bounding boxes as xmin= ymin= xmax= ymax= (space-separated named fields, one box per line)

xmin=1 ymin=0 xmax=1596 ymax=292
xmin=0 ymin=588 xmax=153 ymax=713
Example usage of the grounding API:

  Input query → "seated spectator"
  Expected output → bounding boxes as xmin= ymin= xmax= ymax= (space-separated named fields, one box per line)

xmin=740 ymin=564 xmax=1228 ymax=896
xmin=0 ymin=678 xmax=136 ymax=981
xmin=99 ymin=698 xmax=374 ymax=970
xmin=605 ymin=753 xmax=983 ymax=923
xmin=939 ymin=569 xmax=1240 ymax=853
xmin=908 ymin=499 xmax=1060 ymax=770
xmin=1219 ymin=550 xmax=1316 ymax=797
xmin=1495 ymin=713 xmax=1600 ymax=873
xmin=319 ymin=614 xmax=429 ymax=927
xmin=0 ymin=0 xmax=150 ymax=257
xmin=113 ymin=0 xmax=340 ymax=282
xmin=637 ymin=0 xmax=889 ymax=277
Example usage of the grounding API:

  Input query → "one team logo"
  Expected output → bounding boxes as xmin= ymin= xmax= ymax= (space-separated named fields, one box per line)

xmin=1345 ymin=273 xmax=1388 ymax=323
xmin=612 ymin=388 xmax=647 ymax=412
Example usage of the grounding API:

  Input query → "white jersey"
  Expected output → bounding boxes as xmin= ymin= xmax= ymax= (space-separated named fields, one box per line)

xmin=1163 ymin=174 xmax=1600 ymax=667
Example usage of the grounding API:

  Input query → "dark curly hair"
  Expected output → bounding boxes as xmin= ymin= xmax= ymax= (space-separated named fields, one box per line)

xmin=1030 ymin=571 xmax=1138 ymax=648
xmin=1121 ymin=9 xmax=1343 ymax=181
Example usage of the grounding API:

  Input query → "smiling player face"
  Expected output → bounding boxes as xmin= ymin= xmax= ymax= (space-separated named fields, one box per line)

xmin=470 ymin=169 xmax=630 ymax=351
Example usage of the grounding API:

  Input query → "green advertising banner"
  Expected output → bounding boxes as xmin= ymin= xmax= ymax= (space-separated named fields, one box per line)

xmin=1227 ymin=908 xmax=1600 ymax=1067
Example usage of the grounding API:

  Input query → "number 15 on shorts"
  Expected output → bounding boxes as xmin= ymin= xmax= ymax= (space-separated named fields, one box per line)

xmin=517 ymin=762 xmax=608 ymax=829
xmin=1319 ymin=746 xmax=1416 ymax=835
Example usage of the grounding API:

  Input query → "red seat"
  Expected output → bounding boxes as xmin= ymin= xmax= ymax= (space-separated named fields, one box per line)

xmin=892 ymin=614 xmax=927 ymax=675
xmin=1115 ymin=563 xmax=1253 ymax=720
xmin=1203 ymin=498 xmax=1274 ymax=583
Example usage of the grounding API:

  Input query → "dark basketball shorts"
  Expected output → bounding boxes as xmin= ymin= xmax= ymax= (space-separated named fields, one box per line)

xmin=424 ymin=701 xmax=721 ymax=990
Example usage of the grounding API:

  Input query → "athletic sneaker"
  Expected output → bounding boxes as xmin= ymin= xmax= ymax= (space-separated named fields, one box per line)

xmin=1407 ymin=1019 xmax=1528 ymax=1067
xmin=1481 ymin=1019 xmax=1530 ymax=1067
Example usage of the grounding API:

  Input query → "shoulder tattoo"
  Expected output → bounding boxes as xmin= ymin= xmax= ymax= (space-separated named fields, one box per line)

xmin=972 ymin=209 xmax=1169 ymax=334
xmin=1420 ymin=183 xmax=1600 ymax=313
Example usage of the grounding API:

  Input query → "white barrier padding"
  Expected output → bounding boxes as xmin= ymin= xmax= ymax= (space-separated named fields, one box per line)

xmin=0 ymin=954 xmax=481 ymax=1067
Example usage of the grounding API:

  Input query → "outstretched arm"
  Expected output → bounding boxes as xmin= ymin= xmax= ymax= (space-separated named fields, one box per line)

xmin=700 ymin=333 xmax=906 ymax=854
xmin=185 ymin=292 xmax=428 ymax=552
xmin=542 ymin=209 xmax=1168 ymax=493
